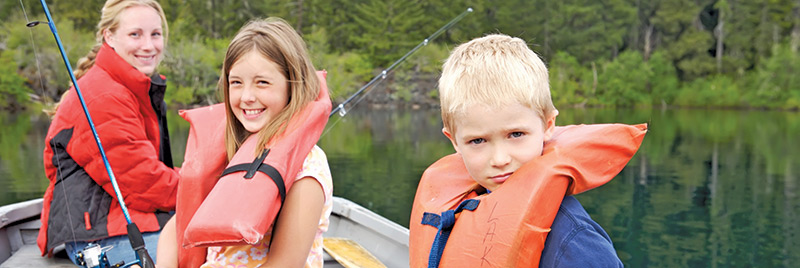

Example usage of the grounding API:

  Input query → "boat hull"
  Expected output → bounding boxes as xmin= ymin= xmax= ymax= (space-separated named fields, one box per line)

xmin=0 ymin=197 xmax=409 ymax=268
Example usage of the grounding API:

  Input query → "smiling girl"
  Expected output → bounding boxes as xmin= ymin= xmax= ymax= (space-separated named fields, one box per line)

xmin=157 ymin=18 xmax=333 ymax=268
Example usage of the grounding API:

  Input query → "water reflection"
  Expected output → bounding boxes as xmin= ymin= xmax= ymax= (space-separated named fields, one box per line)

xmin=320 ymin=108 xmax=453 ymax=227
xmin=565 ymin=108 xmax=800 ymax=267
xmin=1 ymin=107 xmax=798 ymax=267
xmin=0 ymin=112 xmax=50 ymax=205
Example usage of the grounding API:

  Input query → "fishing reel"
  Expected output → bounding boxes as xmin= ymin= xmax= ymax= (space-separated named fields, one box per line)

xmin=75 ymin=243 xmax=137 ymax=268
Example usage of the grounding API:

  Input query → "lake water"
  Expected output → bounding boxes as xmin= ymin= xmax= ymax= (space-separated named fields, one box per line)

xmin=1 ymin=107 xmax=798 ymax=267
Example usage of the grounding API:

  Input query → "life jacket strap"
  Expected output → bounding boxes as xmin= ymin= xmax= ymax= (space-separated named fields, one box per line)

xmin=219 ymin=148 xmax=286 ymax=248
xmin=421 ymin=199 xmax=480 ymax=268
xmin=219 ymin=148 xmax=286 ymax=205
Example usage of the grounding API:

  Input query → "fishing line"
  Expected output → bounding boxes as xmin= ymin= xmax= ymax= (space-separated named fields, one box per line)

xmin=18 ymin=0 xmax=30 ymax=21
xmin=18 ymin=0 xmax=80 ymax=248
xmin=33 ymin=0 xmax=134 ymax=228
xmin=19 ymin=0 xmax=50 ymax=106
xmin=54 ymin=142 xmax=80 ymax=253
xmin=321 ymin=7 xmax=473 ymax=138
xmin=25 ymin=0 xmax=155 ymax=266
xmin=19 ymin=0 xmax=82 ymax=257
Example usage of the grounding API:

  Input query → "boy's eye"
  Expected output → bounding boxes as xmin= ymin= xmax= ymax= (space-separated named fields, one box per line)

xmin=509 ymin=132 xmax=525 ymax=138
xmin=129 ymin=32 xmax=139 ymax=37
xmin=152 ymin=32 xmax=162 ymax=37
xmin=467 ymin=138 xmax=485 ymax=145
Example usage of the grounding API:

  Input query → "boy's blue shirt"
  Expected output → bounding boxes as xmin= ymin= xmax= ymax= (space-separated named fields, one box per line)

xmin=539 ymin=196 xmax=624 ymax=268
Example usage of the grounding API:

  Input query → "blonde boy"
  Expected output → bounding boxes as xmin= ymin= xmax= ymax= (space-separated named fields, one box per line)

xmin=439 ymin=34 xmax=558 ymax=192
xmin=437 ymin=34 xmax=622 ymax=267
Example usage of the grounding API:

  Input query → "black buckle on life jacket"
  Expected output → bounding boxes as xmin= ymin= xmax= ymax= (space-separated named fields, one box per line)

xmin=246 ymin=149 xmax=270 ymax=179
xmin=218 ymin=148 xmax=287 ymax=248
xmin=219 ymin=148 xmax=286 ymax=205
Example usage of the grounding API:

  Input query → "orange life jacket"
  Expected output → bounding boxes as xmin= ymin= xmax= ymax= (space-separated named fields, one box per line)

xmin=175 ymin=71 xmax=331 ymax=267
xmin=409 ymin=123 xmax=647 ymax=268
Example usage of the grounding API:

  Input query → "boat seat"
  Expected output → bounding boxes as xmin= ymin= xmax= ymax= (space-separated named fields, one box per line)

xmin=323 ymin=237 xmax=386 ymax=268
xmin=0 ymin=245 xmax=73 ymax=268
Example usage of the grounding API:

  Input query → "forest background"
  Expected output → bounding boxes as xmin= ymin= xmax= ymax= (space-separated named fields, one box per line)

xmin=1 ymin=0 xmax=799 ymax=111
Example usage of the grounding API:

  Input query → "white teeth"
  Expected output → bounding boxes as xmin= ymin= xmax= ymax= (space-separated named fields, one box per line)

xmin=244 ymin=109 xmax=262 ymax=115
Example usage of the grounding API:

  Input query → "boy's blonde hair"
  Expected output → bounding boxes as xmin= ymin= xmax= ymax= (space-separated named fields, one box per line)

xmin=220 ymin=18 xmax=320 ymax=160
xmin=439 ymin=34 xmax=555 ymax=134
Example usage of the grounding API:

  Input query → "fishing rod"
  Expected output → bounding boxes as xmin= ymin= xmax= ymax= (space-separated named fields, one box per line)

xmin=27 ymin=1 xmax=154 ymax=267
xmin=329 ymin=7 xmax=473 ymax=118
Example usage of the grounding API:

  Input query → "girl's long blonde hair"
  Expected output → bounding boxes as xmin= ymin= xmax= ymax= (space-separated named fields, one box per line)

xmin=220 ymin=18 xmax=320 ymax=160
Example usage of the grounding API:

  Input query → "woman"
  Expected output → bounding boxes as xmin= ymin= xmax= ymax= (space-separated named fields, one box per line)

xmin=38 ymin=0 xmax=178 ymax=265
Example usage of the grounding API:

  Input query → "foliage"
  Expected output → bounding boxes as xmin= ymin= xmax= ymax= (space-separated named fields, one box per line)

xmin=647 ymin=51 xmax=680 ymax=106
xmin=549 ymin=51 xmax=592 ymax=107
xmin=306 ymin=26 xmax=374 ymax=101
xmin=350 ymin=0 xmax=427 ymax=65
xmin=50 ymin=0 xmax=106 ymax=30
xmin=549 ymin=0 xmax=636 ymax=62
xmin=385 ymin=43 xmax=451 ymax=105
xmin=597 ymin=51 xmax=651 ymax=107
xmin=160 ymin=37 xmax=228 ymax=106
xmin=2 ymin=14 xmax=93 ymax=104
xmin=4 ymin=0 xmax=800 ymax=110
xmin=674 ymin=75 xmax=741 ymax=107
xmin=746 ymin=44 xmax=800 ymax=109
xmin=0 ymin=50 xmax=30 ymax=108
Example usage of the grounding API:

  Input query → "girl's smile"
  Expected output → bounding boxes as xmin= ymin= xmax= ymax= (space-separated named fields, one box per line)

xmin=228 ymin=50 xmax=289 ymax=133
xmin=243 ymin=109 xmax=266 ymax=118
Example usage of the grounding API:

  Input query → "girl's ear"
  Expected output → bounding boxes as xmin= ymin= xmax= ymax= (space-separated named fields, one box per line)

xmin=442 ymin=127 xmax=459 ymax=154
xmin=543 ymin=109 xmax=559 ymax=141
xmin=103 ymin=29 xmax=114 ymax=48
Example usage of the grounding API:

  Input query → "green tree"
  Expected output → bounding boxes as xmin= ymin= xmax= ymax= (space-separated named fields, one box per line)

xmin=417 ymin=0 xmax=480 ymax=44
xmin=305 ymin=26 xmax=373 ymax=101
xmin=747 ymin=44 xmax=800 ymax=108
xmin=549 ymin=51 xmax=593 ymax=107
xmin=709 ymin=0 xmax=793 ymax=75
xmin=647 ymin=51 xmax=680 ymax=105
xmin=495 ymin=0 xmax=548 ymax=52
xmin=675 ymin=75 xmax=741 ymax=107
xmin=2 ymin=14 xmax=92 ymax=104
xmin=650 ymin=0 xmax=716 ymax=80
xmin=51 ymin=0 xmax=105 ymax=30
xmin=0 ymin=50 xmax=30 ymax=109
xmin=597 ymin=50 xmax=650 ymax=106
xmin=299 ymin=0 xmax=361 ymax=51
xmin=2 ymin=0 xmax=20 ymax=20
xmin=547 ymin=0 xmax=636 ymax=63
xmin=160 ymin=37 xmax=228 ymax=106
xmin=165 ymin=0 xmax=251 ymax=39
xmin=350 ymin=0 xmax=426 ymax=65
